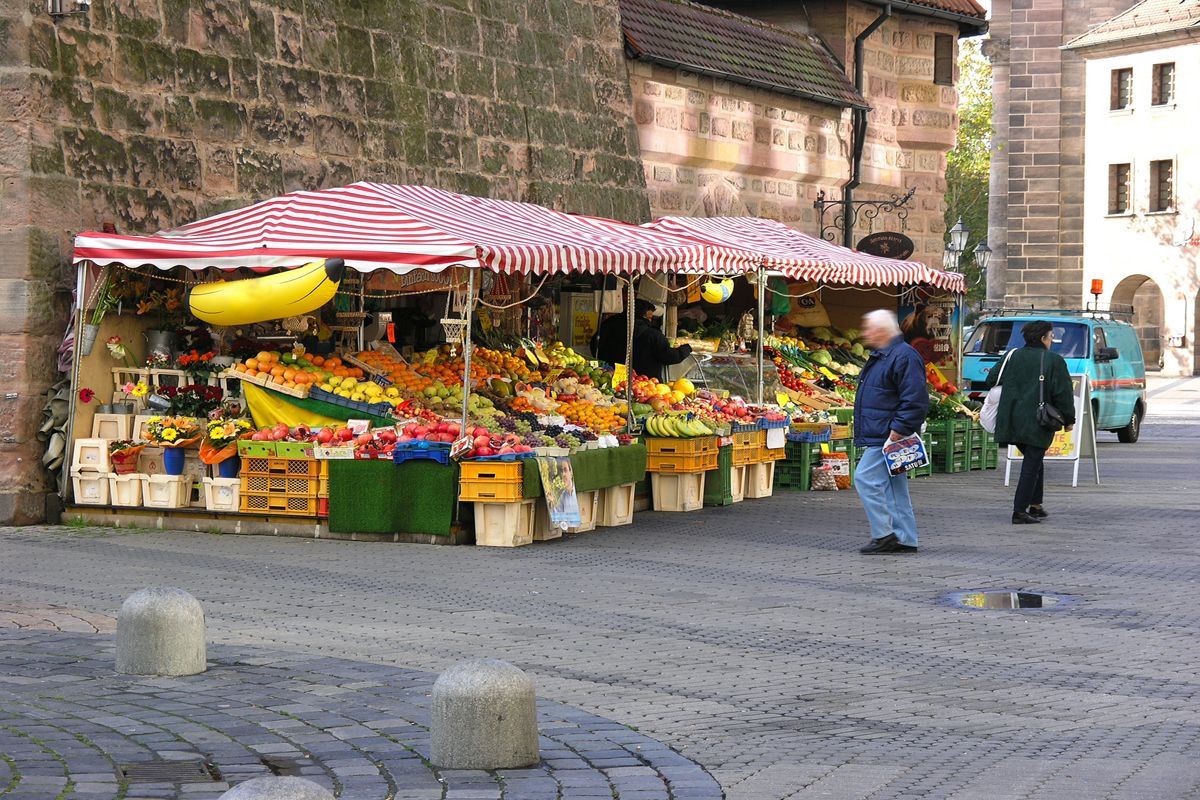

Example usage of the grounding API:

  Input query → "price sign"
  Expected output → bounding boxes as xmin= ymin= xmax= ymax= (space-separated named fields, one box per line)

xmin=372 ymin=373 xmax=393 ymax=388
xmin=450 ymin=436 xmax=473 ymax=459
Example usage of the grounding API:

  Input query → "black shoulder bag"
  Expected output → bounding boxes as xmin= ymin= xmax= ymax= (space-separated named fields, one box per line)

xmin=1037 ymin=351 xmax=1066 ymax=432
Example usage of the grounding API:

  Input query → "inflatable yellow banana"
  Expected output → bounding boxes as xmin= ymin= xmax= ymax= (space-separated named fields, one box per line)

xmin=186 ymin=258 xmax=347 ymax=326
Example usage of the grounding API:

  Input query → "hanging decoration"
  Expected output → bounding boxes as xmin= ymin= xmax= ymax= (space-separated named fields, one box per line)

xmin=186 ymin=258 xmax=347 ymax=326
xmin=700 ymin=278 xmax=734 ymax=304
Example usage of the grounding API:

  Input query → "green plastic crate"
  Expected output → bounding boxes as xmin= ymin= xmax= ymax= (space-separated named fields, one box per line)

xmin=933 ymin=452 xmax=969 ymax=474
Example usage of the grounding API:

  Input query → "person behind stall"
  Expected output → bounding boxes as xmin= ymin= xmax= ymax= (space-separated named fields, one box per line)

xmin=592 ymin=302 xmax=629 ymax=366
xmin=631 ymin=298 xmax=692 ymax=381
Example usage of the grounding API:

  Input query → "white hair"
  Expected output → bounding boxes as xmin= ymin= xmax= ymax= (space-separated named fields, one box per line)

xmin=863 ymin=309 xmax=901 ymax=336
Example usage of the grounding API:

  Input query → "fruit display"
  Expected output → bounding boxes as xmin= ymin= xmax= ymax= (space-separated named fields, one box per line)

xmin=644 ymin=413 xmax=715 ymax=438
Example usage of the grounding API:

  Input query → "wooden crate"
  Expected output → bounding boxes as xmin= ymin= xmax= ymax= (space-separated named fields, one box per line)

xmin=474 ymin=500 xmax=535 ymax=547
xmin=650 ymin=472 xmax=705 ymax=512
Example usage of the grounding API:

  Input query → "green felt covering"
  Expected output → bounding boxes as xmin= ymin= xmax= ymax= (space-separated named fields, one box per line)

xmin=328 ymin=459 xmax=458 ymax=536
xmin=704 ymin=445 xmax=736 ymax=506
xmin=519 ymin=443 xmax=648 ymax=498
xmin=280 ymin=392 xmax=397 ymax=427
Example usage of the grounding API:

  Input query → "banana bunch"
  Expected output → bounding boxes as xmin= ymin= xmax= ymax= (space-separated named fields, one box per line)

xmin=645 ymin=413 xmax=714 ymax=438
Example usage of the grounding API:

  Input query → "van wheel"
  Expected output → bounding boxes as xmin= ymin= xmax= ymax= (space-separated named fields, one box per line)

xmin=1117 ymin=407 xmax=1142 ymax=443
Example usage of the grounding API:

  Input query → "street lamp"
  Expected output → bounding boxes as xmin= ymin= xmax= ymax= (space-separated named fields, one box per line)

xmin=948 ymin=217 xmax=970 ymax=255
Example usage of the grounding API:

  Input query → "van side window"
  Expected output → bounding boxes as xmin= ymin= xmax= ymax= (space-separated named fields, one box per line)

xmin=1093 ymin=328 xmax=1107 ymax=357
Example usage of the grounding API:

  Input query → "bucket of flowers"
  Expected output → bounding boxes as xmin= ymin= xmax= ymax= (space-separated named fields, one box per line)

xmin=178 ymin=350 xmax=219 ymax=383
xmin=145 ymin=416 xmax=202 ymax=475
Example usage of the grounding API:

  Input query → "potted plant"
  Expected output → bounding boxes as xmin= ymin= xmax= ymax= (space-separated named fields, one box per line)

xmin=157 ymin=384 xmax=224 ymax=419
xmin=108 ymin=440 xmax=147 ymax=474
xmin=177 ymin=350 xmax=220 ymax=383
xmin=144 ymin=416 xmax=202 ymax=475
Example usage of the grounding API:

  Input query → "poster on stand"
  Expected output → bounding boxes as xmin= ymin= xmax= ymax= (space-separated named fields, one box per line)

xmin=537 ymin=456 xmax=582 ymax=530
xmin=1005 ymin=375 xmax=1100 ymax=487
xmin=899 ymin=288 xmax=960 ymax=376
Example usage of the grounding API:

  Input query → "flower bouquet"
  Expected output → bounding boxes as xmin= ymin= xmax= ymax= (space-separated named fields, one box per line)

xmin=145 ymin=416 xmax=202 ymax=475
xmin=108 ymin=439 xmax=147 ymax=475
xmin=200 ymin=411 xmax=252 ymax=478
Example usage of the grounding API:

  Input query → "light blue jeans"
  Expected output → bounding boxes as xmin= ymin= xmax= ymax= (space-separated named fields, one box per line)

xmin=854 ymin=446 xmax=919 ymax=546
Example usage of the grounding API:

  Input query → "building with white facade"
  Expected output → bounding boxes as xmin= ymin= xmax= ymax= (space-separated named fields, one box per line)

xmin=1066 ymin=0 xmax=1200 ymax=375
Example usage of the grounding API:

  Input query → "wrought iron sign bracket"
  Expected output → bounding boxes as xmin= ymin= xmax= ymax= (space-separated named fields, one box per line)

xmin=813 ymin=187 xmax=916 ymax=245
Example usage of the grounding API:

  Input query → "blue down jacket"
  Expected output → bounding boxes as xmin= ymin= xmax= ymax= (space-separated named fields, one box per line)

xmin=853 ymin=336 xmax=930 ymax=447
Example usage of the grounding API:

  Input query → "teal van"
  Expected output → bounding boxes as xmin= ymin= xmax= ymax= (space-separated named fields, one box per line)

xmin=962 ymin=311 xmax=1147 ymax=442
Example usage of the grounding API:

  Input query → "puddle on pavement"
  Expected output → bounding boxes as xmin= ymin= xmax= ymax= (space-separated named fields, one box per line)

xmin=956 ymin=591 xmax=1061 ymax=609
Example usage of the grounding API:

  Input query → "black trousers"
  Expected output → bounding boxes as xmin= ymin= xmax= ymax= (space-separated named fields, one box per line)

xmin=1013 ymin=444 xmax=1046 ymax=513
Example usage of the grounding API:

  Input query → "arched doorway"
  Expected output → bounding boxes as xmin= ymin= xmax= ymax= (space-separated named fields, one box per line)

xmin=1112 ymin=275 xmax=1164 ymax=370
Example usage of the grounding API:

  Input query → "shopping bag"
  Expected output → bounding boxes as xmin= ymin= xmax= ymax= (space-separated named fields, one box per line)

xmin=979 ymin=349 xmax=1015 ymax=434
xmin=882 ymin=434 xmax=929 ymax=476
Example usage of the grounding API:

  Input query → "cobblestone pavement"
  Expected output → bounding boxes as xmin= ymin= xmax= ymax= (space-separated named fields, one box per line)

xmin=0 ymin=631 xmax=719 ymax=800
xmin=2 ymin=421 xmax=1199 ymax=800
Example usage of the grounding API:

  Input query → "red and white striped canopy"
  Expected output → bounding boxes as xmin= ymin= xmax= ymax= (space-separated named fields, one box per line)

xmin=644 ymin=216 xmax=966 ymax=293
xmin=360 ymin=184 xmax=710 ymax=276
xmin=73 ymin=183 xmax=714 ymax=276
xmin=73 ymin=183 xmax=481 ymax=274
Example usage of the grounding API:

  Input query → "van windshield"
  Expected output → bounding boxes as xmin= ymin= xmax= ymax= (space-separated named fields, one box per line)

xmin=965 ymin=321 xmax=1090 ymax=358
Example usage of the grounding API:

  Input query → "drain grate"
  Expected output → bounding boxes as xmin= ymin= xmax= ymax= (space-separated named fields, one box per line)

xmin=120 ymin=760 xmax=221 ymax=783
xmin=261 ymin=755 xmax=313 ymax=776
xmin=949 ymin=589 xmax=1071 ymax=610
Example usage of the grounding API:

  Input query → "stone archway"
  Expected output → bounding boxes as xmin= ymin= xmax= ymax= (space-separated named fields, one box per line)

xmin=1112 ymin=275 xmax=1164 ymax=370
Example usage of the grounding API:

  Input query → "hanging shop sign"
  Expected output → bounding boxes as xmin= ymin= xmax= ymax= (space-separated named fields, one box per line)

xmin=856 ymin=231 xmax=915 ymax=261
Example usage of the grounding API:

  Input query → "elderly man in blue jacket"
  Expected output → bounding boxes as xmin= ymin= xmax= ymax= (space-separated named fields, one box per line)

xmin=853 ymin=310 xmax=930 ymax=554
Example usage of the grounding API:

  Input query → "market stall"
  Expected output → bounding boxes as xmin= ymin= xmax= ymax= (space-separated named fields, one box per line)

xmin=63 ymin=184 xmax=796 ymax=544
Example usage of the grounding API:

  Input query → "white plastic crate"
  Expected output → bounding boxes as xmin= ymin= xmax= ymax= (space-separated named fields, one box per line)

xmin=71 ymin=438 xmax=110 ymax=473
xmin=133 ymin=414 xmax=156 ymax=440
xmin=533 ymin=500 xmax=563 ymax=542
xmin=91 ymin=413 xmax=132 ymax=440
xmin=107 ymin=473 xmax=144 ymax=507
xmin=744 ymin=461 xmax=776 ymax=499
xmin=651 ymin=472 xmax=705 ymax=512
xmin=597 ymin=483 xmax=635 ymax=527
xmin=140 ymin=475 xmax=191 ymax=509
xmin=71 ymin=470 xmax=111 ymax=505
xmin=568 ymin=489 xmax=599 ymax=533
xmin=473 ymin=500 xmax=535 ymax=547
xmin=730 ymin=464 xmax=746 ymax=504
xmin=202 ymin=477 xmax=240 ymax=512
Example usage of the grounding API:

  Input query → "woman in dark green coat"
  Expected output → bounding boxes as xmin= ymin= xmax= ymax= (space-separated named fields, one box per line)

xmin=985 ymin=320 xmax=1076 ymax=524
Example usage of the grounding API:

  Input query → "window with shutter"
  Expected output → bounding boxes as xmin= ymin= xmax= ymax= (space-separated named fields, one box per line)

xmin=1108 ymin=164 xmax=1131 ymax=214
xmin=1149 ymin=160 xmax=1174 ymax=212
xmin=1110 ymin=68 xmax=1133 ymax=110
xmin=934 ymin=35 xmax=953 ymax=86
xmin=1152 ymin=63 xmax=1175 ymax=106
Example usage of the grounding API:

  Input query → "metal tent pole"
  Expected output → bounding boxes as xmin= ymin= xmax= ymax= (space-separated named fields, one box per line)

xmin=624 ymin=277 xmax=634 ymax=424
xmin=756 ymin=265 xmax=766 ymax=405
xmin=459 ymin=269 xmax=475 ymax=435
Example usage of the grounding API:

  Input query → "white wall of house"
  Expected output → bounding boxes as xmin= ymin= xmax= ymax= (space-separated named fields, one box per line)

xmin=1082 ymin=39 xmax=1200 ymax=375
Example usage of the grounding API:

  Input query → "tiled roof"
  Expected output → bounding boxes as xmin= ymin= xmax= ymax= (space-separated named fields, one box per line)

xmin=890 ymin=0 xmax=988 ymax=20
xmin=1065 ymin=0 xmax=1200 ymax=49
xmin=619 ymin=0 xmax=868 ymax=109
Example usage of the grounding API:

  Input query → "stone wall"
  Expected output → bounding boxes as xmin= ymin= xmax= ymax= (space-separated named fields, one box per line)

xmin=986 ymin=0 xmax=1138 ymax=306
xmin=0 ymin=0 xmax=649 ymax=523
xmin=632 ymin=2 xmax=961 ymax=272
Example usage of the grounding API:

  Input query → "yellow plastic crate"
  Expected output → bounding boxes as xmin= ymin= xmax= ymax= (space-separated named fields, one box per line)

xmin=241 ymin=456 xmax=321 ymax=478
xmin=459 ymin=461 xmax=524 ymax=503
xmin=647 ymin=450 xmax=718 ymax=473
xmin=241 ymin=474 xmax=319 ymax=496
xmin=644 ymin=436 xmax=718 ymax=457
xmin=239 ymin=492 xmax=319 ymax=516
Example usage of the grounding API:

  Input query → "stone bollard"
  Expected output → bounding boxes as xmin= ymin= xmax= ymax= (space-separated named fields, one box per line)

xmin=431 ymin=658 xmax=539 ymax=769
xmin=218 ymin=777 xmax=334 ymax=800
xmin=116 ymin=587 xmax=206 ymax=676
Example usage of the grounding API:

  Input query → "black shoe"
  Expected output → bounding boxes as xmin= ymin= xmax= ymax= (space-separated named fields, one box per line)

xmin=860 ymin=534 xmax=899 ymax=554
xmin=1027 ymin=505 xmax=1048 ymax=519
xmin=893 ymin=543 xmax=919 ymax=553
xmin=1012 ymin=511 xmax=1042 ymax=525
